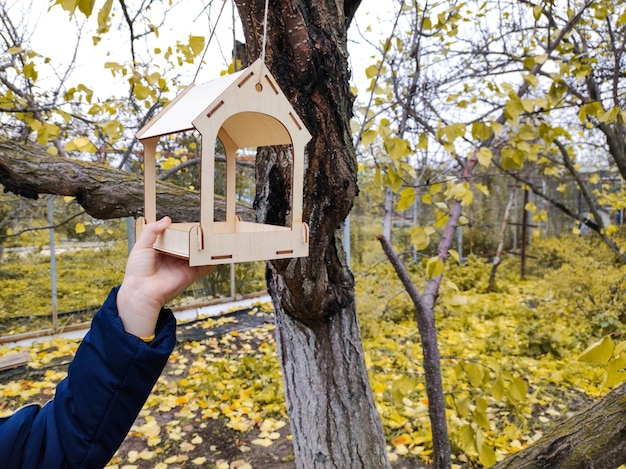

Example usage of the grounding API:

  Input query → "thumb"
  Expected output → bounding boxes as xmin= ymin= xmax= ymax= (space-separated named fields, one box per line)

xmin=135 ymin=217 xmax=171 ymax=249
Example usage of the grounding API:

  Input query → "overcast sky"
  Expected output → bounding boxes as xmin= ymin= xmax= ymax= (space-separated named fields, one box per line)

xmin=24 ymin=0 xmax=391 ymax=99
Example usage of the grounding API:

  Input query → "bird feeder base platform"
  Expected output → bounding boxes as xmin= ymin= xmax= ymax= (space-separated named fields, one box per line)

xmin=136 ymin=218 xmax=309 ymax=266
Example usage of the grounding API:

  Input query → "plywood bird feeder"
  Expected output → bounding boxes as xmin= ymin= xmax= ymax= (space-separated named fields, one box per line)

xmin=135 ymin=59 xmax=311 ymax=266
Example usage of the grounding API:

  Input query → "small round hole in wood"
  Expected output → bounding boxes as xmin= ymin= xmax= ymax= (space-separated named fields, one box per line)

xmin=255 ymin=82 xmax=263 ymax=92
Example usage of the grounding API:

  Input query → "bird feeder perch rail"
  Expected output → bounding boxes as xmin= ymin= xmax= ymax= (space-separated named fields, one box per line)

xmin=135 ymin=59 xmax=311 ymax=266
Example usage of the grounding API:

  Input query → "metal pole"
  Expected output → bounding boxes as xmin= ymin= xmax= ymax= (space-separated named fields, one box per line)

xmin=230 ymin=263 xmax=236 ymax=300
xmin=47 ymin=196 xmax=58 ymax=332
xmin=521 ymin=188 xmax=529 ymax=280
xmin=126 ymin=217 xmax=135 ymax=254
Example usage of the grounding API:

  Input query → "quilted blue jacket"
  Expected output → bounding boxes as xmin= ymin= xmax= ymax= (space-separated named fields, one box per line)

xmin=0 ymin=287 xmax=176 ymax=469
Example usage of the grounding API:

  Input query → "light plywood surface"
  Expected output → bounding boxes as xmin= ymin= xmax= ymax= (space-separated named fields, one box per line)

xmin=136 ymin=59 xmax=311 ymax=266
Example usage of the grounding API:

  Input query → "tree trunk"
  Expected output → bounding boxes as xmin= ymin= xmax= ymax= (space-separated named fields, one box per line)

xmin=274 ymin=301 xmax=388 ymax=467
xmin=378 ymin=234 xmax=452 ymax=469
xmin=496 ymin=381 xmax=626 ymax=468
xmin=234 ymin=0 xmax=390 ymax=467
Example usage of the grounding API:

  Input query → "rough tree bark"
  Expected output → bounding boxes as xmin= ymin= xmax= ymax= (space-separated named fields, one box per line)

xmin=233 ymin=0 xmax=390 ymax=467
xmin=494 ymin=382 xmax=626 ymax=468
xmin=0 ymin=140 xmax=251 ymax=222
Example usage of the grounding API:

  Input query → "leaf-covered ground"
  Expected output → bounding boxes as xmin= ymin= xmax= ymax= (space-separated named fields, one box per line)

xmin=1 ymin=233 xmax=625 ymax=467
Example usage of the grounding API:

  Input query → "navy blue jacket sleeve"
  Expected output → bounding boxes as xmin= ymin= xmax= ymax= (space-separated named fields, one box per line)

xmin=0 ymin=286 xmax=176 ymax=469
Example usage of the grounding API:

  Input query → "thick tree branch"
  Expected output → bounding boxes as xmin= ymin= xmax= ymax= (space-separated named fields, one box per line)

xmin=0 ymin=140 xmax=253 ymax=222
xmin=497 ymin=381 xmax=626 ymax=468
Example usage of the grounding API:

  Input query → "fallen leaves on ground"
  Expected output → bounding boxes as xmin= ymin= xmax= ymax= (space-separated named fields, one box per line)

xmin=1 ymin=235 xmax=624 ymax=467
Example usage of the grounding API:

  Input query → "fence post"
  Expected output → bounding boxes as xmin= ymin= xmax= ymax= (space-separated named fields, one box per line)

xmin=47 ymin=196 xmax=58 ymax=333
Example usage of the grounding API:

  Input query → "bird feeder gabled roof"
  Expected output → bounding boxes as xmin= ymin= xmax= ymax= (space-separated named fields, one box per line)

xmin=136 ymin=69 xmax=245 ymax=140
xmin=136 ymin=59 xmax=309 ymax=147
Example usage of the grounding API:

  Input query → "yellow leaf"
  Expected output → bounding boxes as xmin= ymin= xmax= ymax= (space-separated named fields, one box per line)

xmin=475 ymin=183 xmax=490 ymax=196
xmin=471 ymin=122 xmax=492 ymax=141
xmin=365 ymin=65 xmax=381 ymax=79
xmin=440 ymin=123 xmax=466 ymax=142
xmin=479 ymin=443 xmax=497 ymax=467
xmin=410 ymin=226 xmax=430 ymax=251
xmin=60 ymin=0 xmax=79 ymax=14
xmin=397 ymin=188 xmax=416 ymax=211
xmin=392 ymin=434 xmax=413 ymax=446
xmin=23 ymin=63 xmax=38 ymax=81
xmin=252 ymin=438 xmax=273 ymax=447
xmin=390 ymin=377 xmax=416 ymax=405
xmin=78 ymin=0 xmax=96 ymax=16
xmin=386 ymin=165 xmax=402 ymax=193
xmin=416 ymin=132 xmax=428 ymax=150
xmin=426 ymin=256 xmax=444 ymax=279
xmin=509 ymin=377 xmax=528 ymax=403
xmin=603 ymin=352 xmax=626 ymax=388
xmin=360 ymin=129 xmax=377 ymax=147
xmin=65 ymin=137 xmax=97 ymax=153
xmin=189 ymin=36 xmax=205 ymax=57
xmin=161 ymin=157 xmax=179 ymax=170
xmin=75 ymin=223 xmax=86 ymax=234
xmin=525 ymin=202 xmax=537 ymax=213
xmin=94 ymin=227 xmax=104 ymax=235
xmin=447 ymin=182 xmax=468 ymax=200
xmin=464 ymin=362 xmax=485 ymax=387
xmin=578 ymin=336 xmax=615 ymax=365
xmin=524 ymin=74 xmax=539 ymax=88
xmin=147 ymin=435 xmax=161 ymax=447
xmin=384 ymin=137 xmax=411 ymax=160
xmin=448 ymin=249 xmax=460 ymax=263
xmin=474 ymin=409 xmax=490 ymax=433
xmin=477 ymin=147 xmax=492 ymax=167
xmin=97 ymin=0 xmax=113 ymax=29
xmin=138 ymin=449 xmax=155 ymax=460
xmin=133 ymin=84 xmax=151 ymax=100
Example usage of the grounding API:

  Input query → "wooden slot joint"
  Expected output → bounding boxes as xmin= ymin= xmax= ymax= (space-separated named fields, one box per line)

xmin=196 ymin=224 xmax=204 ymax=250
xmin=265 ymin=75 xmax=279 ymax=95
xmin=238 ymin=71 xmax=255 ymax=88
xmin=207 ymin=100 xmax=225 ymax=118
xmin=211 ymin=254 xmax=233 ymax=260
xmin=276 ymin=250 xmax=294 ymax=255
xmin=289 ymin=112 xmax=303 ymax=131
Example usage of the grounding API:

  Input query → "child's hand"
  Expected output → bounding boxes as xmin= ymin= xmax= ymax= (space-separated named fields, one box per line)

xmin=116 ymin=217 xmax=214 ymax=338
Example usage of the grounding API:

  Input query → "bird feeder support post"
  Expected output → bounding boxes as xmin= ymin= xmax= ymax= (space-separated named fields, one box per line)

xmin=143 ymin=137 xmax=159 ymax=224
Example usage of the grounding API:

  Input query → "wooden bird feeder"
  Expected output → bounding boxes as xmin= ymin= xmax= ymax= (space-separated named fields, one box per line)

xmin=135 ymin=59 xmax=311 ymax=266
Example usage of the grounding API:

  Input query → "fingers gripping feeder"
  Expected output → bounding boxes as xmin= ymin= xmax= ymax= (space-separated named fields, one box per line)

xmin=135 ymin=59 xmax=311 ymax=266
